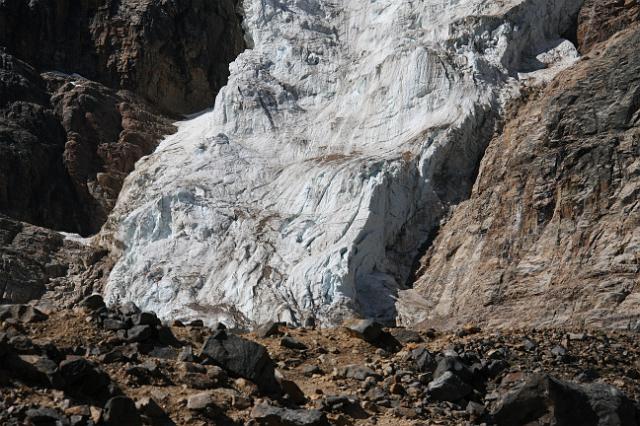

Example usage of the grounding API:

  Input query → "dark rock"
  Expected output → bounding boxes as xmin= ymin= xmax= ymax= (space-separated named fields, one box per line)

xmin=251 ymin=403 xmax=329 ymax=426
xmin=201 ymin=330 xmax=279 ymax=394
xmin=491 ymin=374 xmax=639 ymax=426
xmin=334 ymin=365 xmax=381 ymax=381
xmin=344 ymin=319 xmax=401 ymax=352
xmin=434 ymin=355 xmax=474 ymax=383
xmin=25 ymin=407 xmax=69 ymax=425
xmin=427 ymin=371 xmax=472 ymax=402
xmin=188 ymin=319 xmax=204 ymax=327
xmin=319 ymin=395 xmax=366 ymax=418
xmin=255 ymin=321 xmax=285 ymax=338
xmin=132 ymin=312 xmax=160 ymax=327
xmin=23 ymin=355 xmax=64 ymax=388
xmin=103 ymin=396 xmax=141 ymax=426
xmin=135 ymin=397 xmax=166 ymax=420
xmin=411 ymin=347 xmax=436 ymax=372
xmin=0 ymin=0 xmax=245 ymax=116
xmin=126 ymin=325 xmax=154 ymax=343
xmin=389 ymin=328 xmax=423 ymax=344
xmin=281 ymin=336 xmax=308 ymax=351
xmin=99 ymin=349 xmax=130 ymax=364
xmin=484 ymin=359 xmax=509 ymax=378
xmin=577 ymin=0 xmax=640 ymax=53
xmin=0 ymin=304 xmax=47 ymax=322
xmin=59 ymin=356 xmax=111 ymax=397
xmin=102 ymin=319 xmax=127 ymax=331
xmin=281 ymin=379 xmax=307 ymax=405
xmin=80 ymin=294 xmax=105 ymax=311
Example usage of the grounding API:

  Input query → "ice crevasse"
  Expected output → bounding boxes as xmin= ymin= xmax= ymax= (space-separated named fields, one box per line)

xmin=101 ymin=0 xmax=584 ymax=327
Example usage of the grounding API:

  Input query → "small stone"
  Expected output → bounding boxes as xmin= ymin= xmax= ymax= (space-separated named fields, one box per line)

xmin=188 ymin=319 xmax=204 ymax=327
xmin=251 ymin=403 xmax=328 ymax=426
xmin=302 ymin=365 xmax=323 ymax=376
xmin=334 ymin=364 xmax=380 ymax=381
xmin=126 ymin=325 xmax=154 ymax=343
xmin=466 ymin=400 xmax=485 ymax=418
xmin=427 ymin=371 xmax=472 ymax=402
xmin=103 ymin=319 xmax=127 ymax=331
xmin=118 ymin=302 xmax=141 ymax=317
xmin=255 ymin=321 xmax=284 ymax=338
xmin=178 ymin=345 xmax=195 ymax=362
xmin=389 ymin=383 xmax=404 ymax=395
xmin=281 ymin=336 xmax=308 ymax=350
xmin=25 ymin=407 xmax=67 ymax=424
xmin=135 ymin=397 xmax=165 ymax=419
xmin=187 ymin=392 xmax=215 ymax=410
xmin=551 ymin=345 xmax=567 ymax=357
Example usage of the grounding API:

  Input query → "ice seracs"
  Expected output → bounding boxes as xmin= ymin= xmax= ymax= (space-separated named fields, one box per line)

xmin=101 ymin=0 xmax=584 ymax=327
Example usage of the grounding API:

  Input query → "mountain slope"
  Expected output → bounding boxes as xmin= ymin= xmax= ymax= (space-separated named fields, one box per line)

xmin=399 ymin=23 xmax=640 ymax=330
xmin=102 ymin=0 xmax=584 ymax=327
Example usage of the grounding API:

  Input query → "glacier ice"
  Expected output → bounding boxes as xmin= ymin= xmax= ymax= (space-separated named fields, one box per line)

xmin=101 ymin=0 xmax=584 ymax=327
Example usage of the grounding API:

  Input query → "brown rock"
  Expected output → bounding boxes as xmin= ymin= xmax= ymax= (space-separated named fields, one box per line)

xmin=400 ymin=27 xmax=640 ymax=331
xmin=577 ymin=0 xmax=640 ymax=53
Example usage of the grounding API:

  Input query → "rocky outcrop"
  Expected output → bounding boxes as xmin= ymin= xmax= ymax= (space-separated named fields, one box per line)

xmin=577 ymin=0 xmax=639 ymax=53
xmin=0 ymin=0 xmax=245 ymax=115
xmin=45 ymin=73 xmax=175 ymax=233
xmin=399 ymin=25 xmax=640 ymax=330
xmin=0 ymin=51 xmax=175 ymax=235
xmin=0 ymin=214 xmax=110 ymax=305
xmin=0 ymin=0 xmax=245 ymax=235
xmin=0 ymin=52 xmax=82 ymax=232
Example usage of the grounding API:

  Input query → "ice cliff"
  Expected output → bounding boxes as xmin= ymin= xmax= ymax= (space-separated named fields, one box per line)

xmin=101 ymin=0 xmax=584 ymax=327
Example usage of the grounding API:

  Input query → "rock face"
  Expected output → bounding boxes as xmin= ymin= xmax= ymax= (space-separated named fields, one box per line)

xmin=0 ymin=0 xmax=244 ymax=236
xmin=0 ymin=52 xmax=175 ymax=235
xmin=0 ymin=52 xmax=81 ymax=232
xmin=102 ymin=0 xmax=584 ymax=327
xmin=399 ymin=25 xmax=640 ymax=330
xmin=0 ymin=0 xmax=245 ymax=115
xmin=576 ymin=0 xmax=640 ymax=53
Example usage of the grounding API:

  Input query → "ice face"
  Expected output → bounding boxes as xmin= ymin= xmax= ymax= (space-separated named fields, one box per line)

xmin=101 ymin=0 xmax=583 ymax=327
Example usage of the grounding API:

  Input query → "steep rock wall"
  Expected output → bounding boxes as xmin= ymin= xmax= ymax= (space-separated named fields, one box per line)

xmin=399 ymin=24 xmax=640 ymax=331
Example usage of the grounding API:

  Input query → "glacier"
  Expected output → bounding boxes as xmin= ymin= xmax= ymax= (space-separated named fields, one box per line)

xmin=100 ymin=0 xmax=583 ymax=327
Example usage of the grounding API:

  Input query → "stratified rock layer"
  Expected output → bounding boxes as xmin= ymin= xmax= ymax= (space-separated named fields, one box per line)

xmin=399 ymin=25 xmax=640 ymax=330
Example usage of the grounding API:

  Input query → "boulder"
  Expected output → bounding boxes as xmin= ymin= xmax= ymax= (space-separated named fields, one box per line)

xmin=200 ymin=330 xmax=279 ymax=394
xmin=251 ymin=403 xmax=329 ymax=426
xmin=0 ymin=304 xmax=48 ymax=323
xmin=427 ymin=371 xmax=472 ymax=402
xmin=58 ymin=357 xmax=111 ymax=397
xmin=491 ymin=374 xmax=639 ymax=426
xmin=103 ymin=396 xmax=141 ymax=426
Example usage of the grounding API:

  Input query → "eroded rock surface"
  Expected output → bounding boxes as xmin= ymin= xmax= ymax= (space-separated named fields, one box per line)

xmin=0 ymin=0 xmax=245 ymax=115
xmin=400 ymin=25 xmax=640 ymax=330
